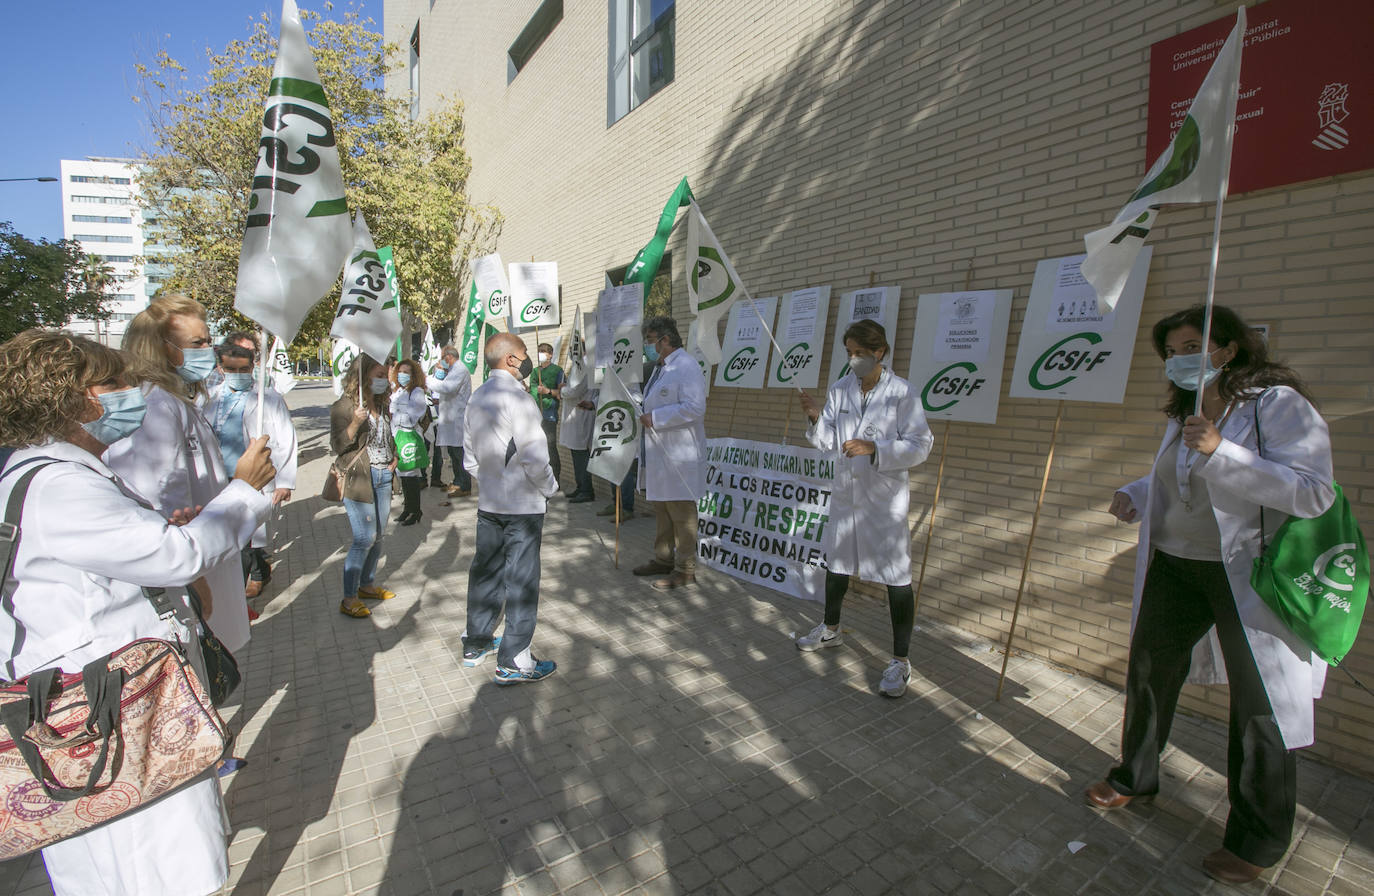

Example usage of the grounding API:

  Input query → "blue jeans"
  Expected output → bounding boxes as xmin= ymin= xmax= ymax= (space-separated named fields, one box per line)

xmin=343 ymin=466 xmax=392 ymax=597
xmin=464 ymin=510 xmax=544 ymax=669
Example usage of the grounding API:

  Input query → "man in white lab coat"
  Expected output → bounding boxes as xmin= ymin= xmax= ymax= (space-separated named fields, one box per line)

xmin=633 ymin=316 xmax=707 ymax=591
xmin=429 ymin=345 xmax=473 ymax=497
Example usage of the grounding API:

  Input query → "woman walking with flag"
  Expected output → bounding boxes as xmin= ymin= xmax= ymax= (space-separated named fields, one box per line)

xmin=1087 ymin=304 xmax=1334 ymax=884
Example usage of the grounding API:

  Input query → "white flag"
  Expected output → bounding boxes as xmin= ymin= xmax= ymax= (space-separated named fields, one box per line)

xmin=1081 ymin=7 xmax=1245 ymax=311
xmin=566 ymin=307 xmax=587 ymax=392
xmin=420 ymin=325 xmax=441 ymax=375
xmin=234 ymin=0 xmax=351 ymax=342
xmin=330 ymin=213 xmax=401 ymax=363
xmin=330 ymin=337 xmax=358 ymax=398
xmin=269 ymin=335 xmax=297 ymax=394
xmin=587 ymin=367 xmax=642 ymax=485
xmin=687 ymin=202 xmax=749 ymax=364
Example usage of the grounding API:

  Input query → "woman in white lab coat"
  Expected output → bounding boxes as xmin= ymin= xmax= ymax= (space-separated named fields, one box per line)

xmin=1085 ymin=305 xmax=1333 ymax=885
xmin=105 ymin=295 xmax=253 ymax=654
xmin=390 ymin=358 xmax=430 ymax=525
xmin=428 ymin=345 xmax=473 ymax=497
xmin=0 ymin=329 xmax=275 ymax=896
xmin=796 ymin=320 xmax=934 ymax=698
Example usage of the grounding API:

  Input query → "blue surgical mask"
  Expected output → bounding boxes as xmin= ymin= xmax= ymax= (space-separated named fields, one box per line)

xmin=644 ymin=343 xmax=660 ymax=363
xmin=370 ymin=377 xmax=390 ymax=394
xmin=433 ymin=368 xmax=447 ymax=380
xmin=82 ymin=387 xmax=148 ymax=445
xmin=397 ymin=372 xmax=412 ymax=388
xmin=173 ymin=345 xmax=216 ymax=383
xmin=224 ymin=372 xmax=255 ymax=392
xmin=1164 ymin=350 xmax=1223 ymax=391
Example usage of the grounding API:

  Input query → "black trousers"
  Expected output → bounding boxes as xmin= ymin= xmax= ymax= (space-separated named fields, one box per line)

xmin=541 ymin=419 xmax=561 ymax=484
xmin=1108 ymin=550 xmax=1297 ymax=867
xmin=569 ymin=448 xmax=594 ymax=499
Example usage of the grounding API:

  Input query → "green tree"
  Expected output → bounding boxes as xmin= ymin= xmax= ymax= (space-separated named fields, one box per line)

xmin=0 ymin=222 xmax=115 ymax=342
xmin=136 ymin=5 xmax=500 ymax=349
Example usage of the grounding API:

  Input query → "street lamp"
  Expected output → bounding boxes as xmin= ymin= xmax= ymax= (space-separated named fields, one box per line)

xmin=0 ymin=177 xmax=57 ymax=183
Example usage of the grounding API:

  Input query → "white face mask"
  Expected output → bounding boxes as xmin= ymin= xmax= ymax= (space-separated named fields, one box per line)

xmin=538 ymin=352 xmax=551 ymax=364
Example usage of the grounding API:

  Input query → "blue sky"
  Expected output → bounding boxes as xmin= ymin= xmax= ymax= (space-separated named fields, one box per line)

xmin=0 ymin=1 xmax=376 ymax=243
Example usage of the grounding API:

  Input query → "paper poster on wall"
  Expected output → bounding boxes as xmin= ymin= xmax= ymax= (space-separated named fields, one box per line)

xmin=767 ymin=285 xmax=830 ymax=390
xmin=908 ymin=290 xmax=1013 ymax=424
xmin=595 ymin=283 xmax=643 ymax=369
xmin=714 ymin=296 xmax=778 ymax=389
xmin=1009 ymin=248 xmax=1152 ymax=403
xmin=827 ymin=286 xmax=900 ymax=384
xmin=471 ymin=253 xmax=509 ymax=319
xmin=507 ymin=262 xmax=560 ymax=329
xmin=686 ymin=318 xmax=713 ymax=397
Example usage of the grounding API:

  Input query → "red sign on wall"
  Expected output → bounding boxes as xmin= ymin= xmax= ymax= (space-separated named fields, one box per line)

xmin=1147 ymin=0 xmax=1374 ymax=195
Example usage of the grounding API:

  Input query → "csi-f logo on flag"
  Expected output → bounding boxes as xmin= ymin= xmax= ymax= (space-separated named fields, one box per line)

xmin=692 ymin=249 xmax=736 ymax=310
xmin=591 ymin=400 xmax=639 ymax=458
xmin=246 ymin=81 xmax=345 ymax=228
xmin=335 ymin=248 xmax=391 ymax=318
xmin=329 ymin=213 xmax=401 ymax=363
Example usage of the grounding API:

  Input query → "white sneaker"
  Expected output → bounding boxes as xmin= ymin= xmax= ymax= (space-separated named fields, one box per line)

xmin=879 ymin=659 xmax=911 ymax=697
xmin=796 ymin=624 xmax=842 ymax=651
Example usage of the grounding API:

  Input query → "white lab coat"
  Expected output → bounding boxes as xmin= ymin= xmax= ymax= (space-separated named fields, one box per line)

xmin=429 ymin=367 xmax=472 ymax=448
xmin=390 ymin=386 xmax=430 ymax=478
xmin=0 ymin=441 xmax=270 ymax=896
xmin=104 ymin=385 xmax=251 ymax=652
xmin=202 ymin=384 xmax=299 ymax=548
xmin=807 ymin=367 xmax=934 ymax=586
xmin=1117 ymin=386 xmax=1334 ymax=749
xmin=558 ymin=364 xmax=594 ymax=451
xmin=637 ymin=349 xmax=707 ymax=502
xmin=464 ymin=371 xmax=559 ymax=514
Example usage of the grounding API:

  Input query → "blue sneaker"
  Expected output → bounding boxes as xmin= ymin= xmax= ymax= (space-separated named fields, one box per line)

xmin=494 ymin=658 xmax=557 ymax=685
xmin=462 ymin=635 xmax=502 ymax=667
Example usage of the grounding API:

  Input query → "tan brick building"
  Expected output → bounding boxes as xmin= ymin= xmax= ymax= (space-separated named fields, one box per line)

xmin=385 ymin=0 xmax=1374 ymax=774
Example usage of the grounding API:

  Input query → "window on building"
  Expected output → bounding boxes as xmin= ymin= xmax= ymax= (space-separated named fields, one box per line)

xmin=72 ymin=214 xmax=132 ymax=224
xmin=409 ymin=23 xmax=420 ymax=121
xmin=70 ymin=175 xmax=131 ymax=185
xmin=606 ymin=250 xmax=672 ymax=318
xmin=70 ymin=195 xmax=127 ymax=206
xmin=95 ymin=255 xmax=135 ymax=264
xmin=609 ymin=0 xmax=675 ymax=125
xmin=508 ymin=0 xmax=563 ymax=77
xmin=71 ymin=234 xmax=134 ymax=244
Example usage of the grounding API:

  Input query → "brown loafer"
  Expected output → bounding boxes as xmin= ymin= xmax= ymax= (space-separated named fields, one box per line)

xmin=632 ymin=560 xmax=674 ymax=577
xmin=1084 ymin=780 xmax=1134 ymax=809
xmin=651 ymin=571 xmax=696 ymax=591
xmin=1202 ymin=849 xmax=1264 ymax=884
xmin=245 ymin=579 xmax=264 ymax=599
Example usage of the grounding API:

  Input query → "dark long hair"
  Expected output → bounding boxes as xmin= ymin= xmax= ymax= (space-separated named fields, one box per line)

xmin=1151 ymin=304 xmax=1315 ymax=420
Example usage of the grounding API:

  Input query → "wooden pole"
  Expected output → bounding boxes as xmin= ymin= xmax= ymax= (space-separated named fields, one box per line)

xmin=996 ymin=400 xmax=1066 ymax=701
xmin=912 ymin=419 xmax=952 ymax=618
xmin=614 ymin=485 xmax=621 ymax=568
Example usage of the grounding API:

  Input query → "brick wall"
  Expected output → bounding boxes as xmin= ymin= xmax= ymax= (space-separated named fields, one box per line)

xmin=389 ymin=0 xmax=1374 ymax=774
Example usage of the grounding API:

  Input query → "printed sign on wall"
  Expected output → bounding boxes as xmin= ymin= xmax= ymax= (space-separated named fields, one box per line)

xmin=908 ymin=290 xmax=1013 ymax=424
xmin=1009 ymin=249 xmax=1152 ymax=403
xmin=714 ymin=296 xmax=778 ymax=389
xmin=767 ymin=286 xmax=830 ymax=390
xmin=827 ymin=286 xmax=901 ymax=384
xmin=508 ymin=262 xmax=561 ymax=329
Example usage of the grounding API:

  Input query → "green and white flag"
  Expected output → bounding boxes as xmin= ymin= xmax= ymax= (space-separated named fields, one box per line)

xmin=234 ymin=0 xmax=351 ymax=342
xmin=687 ymin=201 xmax=750 ymax=365
xmin=565 ymin=307 xmax=587 ymax=393
xmin=330 ymin=337 xmax=358 ymax=397
xmin=330 ymin=213 xmax=401 ymax=363
xmin=587 ymin=367 xmax=641 ymax=485
xmin=1082 ymin=7 xmax=1245 ymax=311
xmin=269 ymin=335 xmax=297 ymax=394
xmin=457 ymin=280 xmax=484 ymax=374
xmin=624 ymin=177 xmax=693 ymax=301
xmin=420 ymin=325 xmax=441 ymax=375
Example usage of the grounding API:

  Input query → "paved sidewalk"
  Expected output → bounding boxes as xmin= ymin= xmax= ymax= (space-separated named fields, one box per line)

xmin=3 ymin=381 xmax=1372 ymax=895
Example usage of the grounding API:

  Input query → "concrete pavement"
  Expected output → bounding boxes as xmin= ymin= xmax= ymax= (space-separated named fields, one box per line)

xmin=2 ymin=380 xmax=1371 ymax=896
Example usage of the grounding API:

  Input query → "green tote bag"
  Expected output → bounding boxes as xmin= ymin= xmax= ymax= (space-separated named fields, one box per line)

xmin=393 ymin=427 xmax=429 ymax=473
xmin=1250 ymin=395 xmax=1369 ymax=665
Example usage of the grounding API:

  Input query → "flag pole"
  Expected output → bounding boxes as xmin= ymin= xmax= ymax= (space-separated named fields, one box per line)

xmin=1193 ymin=151 xmax=1234 ymax=416
xmin=996 ymin=399 xmax=1066 ymax=701
xmin=255 ymin=329 xmax=270 ymax=436
xmin=614 ymin=485 xmax=621 ymax=568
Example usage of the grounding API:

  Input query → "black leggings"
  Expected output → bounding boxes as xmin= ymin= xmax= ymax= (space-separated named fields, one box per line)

xmin=399 ymin=476 xmax=422 ymax=518
xmin=823 ymin=571 xmax=915 ymax=658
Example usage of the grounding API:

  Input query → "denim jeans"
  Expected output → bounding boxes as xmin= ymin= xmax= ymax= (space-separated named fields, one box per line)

xmin=342 ymin=466 xmax=392 ymax=598
xmin=464 ymin=510 xmax=544 ymax=669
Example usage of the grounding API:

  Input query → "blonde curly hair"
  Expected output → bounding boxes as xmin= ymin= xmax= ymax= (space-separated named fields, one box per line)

xmin=0 ymin=330 xmax=126 ymax=447
xmin=122 ymin=293 xmax=209 ymax=403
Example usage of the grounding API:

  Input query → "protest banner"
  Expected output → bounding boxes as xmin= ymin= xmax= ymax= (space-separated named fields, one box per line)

xmin=697 ymin=437 xmax=834 ymax=601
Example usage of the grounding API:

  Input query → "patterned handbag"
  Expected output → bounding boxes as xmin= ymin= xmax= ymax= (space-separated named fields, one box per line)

xmin=0 ymin=460 xmax=230 ymax=858
xmin=0 ymin=639 xmax=230 ymax=858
